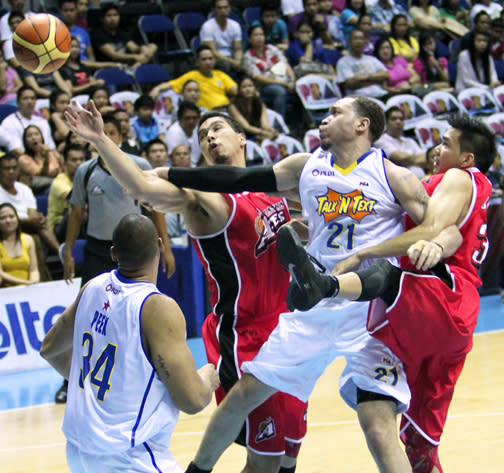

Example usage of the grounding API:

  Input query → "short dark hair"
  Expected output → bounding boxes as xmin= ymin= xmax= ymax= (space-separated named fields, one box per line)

xmin=49 ymin=88 xmax=69 ymax=111
xmin=59 ymin=0 xmax=76 ymax=7
xmin=102 ymin=115 xmax=121 ymax=133
xmin=198 ymin=111 xmax=244 ymax=135
xmin=100 ymin=2 xmax=119 ymax=17
xmin=112 ymin=214 xmax=159 ymax=269
xmin=351 ymin=96 xmax=385 ymax=143
xmin=145 ymin=138 xmax=167 ymax=155
xmin=63 ymin=143 xmax=87 ymax=162
xmin=196 ymin=44 xmax=213 ymax=58
xmin=134 ymin=94 xmax=155 ymax=111
xmin=8 ymin=10 xmax=24 ymax=24
xmin=261 ymin=3 xmax=280 ymax=15
xmin=17 ymin=85 xmax=35 ymax=101
xmin=89 ymin=85 xmax=109 ymax=101
xmin=177 ymin=100 xmax=200 ymax=121
xmin=385 ymin=106 xmax=403 ymax=121
xmin=447 ymin=114 xmax=496 ymax=174
xmin=492 ymin=18 xmax=504 ymax=29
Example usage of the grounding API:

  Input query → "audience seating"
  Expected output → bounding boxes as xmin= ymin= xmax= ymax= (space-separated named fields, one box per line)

xmin=414 ymin=118 xmax=450 ymax=150
xmin=385 ymin=94 xmax=432 ymax=130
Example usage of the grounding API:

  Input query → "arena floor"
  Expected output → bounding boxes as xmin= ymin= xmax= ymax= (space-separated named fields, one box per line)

xmin=1 ymin=295 xmax=503 ymax=473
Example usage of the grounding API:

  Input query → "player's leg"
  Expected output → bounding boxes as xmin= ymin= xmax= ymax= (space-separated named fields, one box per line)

xmin=186 ymin=374 xmax=277 ymax=473
xmin=242 ymin=450 xmax=282 ymax=473
xmin=357 ymin=393 xmax=412 ymax=473
xmin=401 ymin=422 xmax=442 ymax=473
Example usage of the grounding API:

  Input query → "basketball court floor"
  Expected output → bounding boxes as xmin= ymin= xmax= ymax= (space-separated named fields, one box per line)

xmin=1 ymin=295 xmax=503 ymax=473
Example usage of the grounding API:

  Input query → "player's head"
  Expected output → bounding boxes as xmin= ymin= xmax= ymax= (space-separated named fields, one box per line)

xmin=432 ymin=114 xmax=496 ymax=174
xmin=111 ymin=214 xmax=160 ymax=271
xmin=320 ymin=97 xmax=385 ymax=151
xmin=197 ymin=112 xmax=246 ymax=166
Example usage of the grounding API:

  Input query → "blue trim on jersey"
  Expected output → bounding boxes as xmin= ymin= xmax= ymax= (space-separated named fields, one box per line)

xmin=114 ymin=269 xmax=150 ymax=285
xmin=139 ymin=292 xmax=160 ymax=369
xmin=330 ymin=149 xmax=374 ymax=168
xmin=131 ymin=369 xmax=156 ymax=447
xmin=143 ymin=441 xmax=164 ymax=473
xmin=380 ymin=149 xmax=398 ymax=203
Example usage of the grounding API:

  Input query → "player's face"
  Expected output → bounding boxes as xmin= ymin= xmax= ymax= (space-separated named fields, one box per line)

xmin=198 ymin=117 xmax=246 ymax=166
xmin=319 ymin=98 xmax=358 ymax=151
xmin=146 ymin=144 xmax=168 ymax=168
xmin=432 ymin=128 xmax=466 ymax=173
xmin=171 ymin=145 xmax=191 ymax=167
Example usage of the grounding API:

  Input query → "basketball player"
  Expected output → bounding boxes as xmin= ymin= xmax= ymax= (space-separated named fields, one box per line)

xmin=40 ymin=214 xmax=219 ymax=472
xmin=113 ymin=96 xmax=455 ymax=473
xmin=280 ymin=114 xmax=495 ymax=473
xmin=64 ymin=101 xmax=308 ymax=473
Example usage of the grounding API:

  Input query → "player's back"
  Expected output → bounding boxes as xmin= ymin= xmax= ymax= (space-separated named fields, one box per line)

xmin=63 ymin=270 xmax=179 ymax=454
xmin=191 ymin=192 xmax=290 ymax=324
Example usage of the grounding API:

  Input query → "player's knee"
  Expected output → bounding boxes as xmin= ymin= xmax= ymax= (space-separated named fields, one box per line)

xmin=244 ymin=450 xmax=281 ymax=473
xmin=356 ymin=259 xmax=402 ymax=305
xmin=225 ymin=374 xmax=273 ymax=414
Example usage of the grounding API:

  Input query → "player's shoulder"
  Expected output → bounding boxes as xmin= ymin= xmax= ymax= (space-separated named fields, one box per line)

xmin=141 ymin=293 xmax=185 ymax=331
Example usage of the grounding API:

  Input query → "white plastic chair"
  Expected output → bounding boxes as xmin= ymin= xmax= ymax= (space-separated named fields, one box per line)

xmin=422 ymin=91 xmax=464 ymax=118
xmin=491 ymin=84 xmax=504 ymax=110
xmin=72 ymin=94 xmax=89 ymax=107
xmin=296 ymin=74 xmax=341 ymax=123
xmin=303 ymin=129 xmax=320 ymax=152
xmin=266 ymin=108 xmax=290 ymax=134
xmin=110 ymin=91 xmax=141 ymax=117
xmin=246 ymin=140 xmax=270 ymax=165
xmin=457 ymin=88 xmax=500 ymax=116
xmin=385 ymin=94 xmax=432 ymax=130
xmin=153 ymin=89 xmax=181 ymax=120
xmin=261 ymin=135 xmax=305 ymax=163
xmin=414 ymin=118 xmax=450 ymax=150
xmin=34 ymin=98 xmax=49 ymax=119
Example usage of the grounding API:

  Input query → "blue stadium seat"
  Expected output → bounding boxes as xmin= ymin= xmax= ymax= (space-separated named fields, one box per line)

xmin=0 ymin=104 xmax=17 ymax=123
xmin=36 ymin=195 xmax=48 ymax=215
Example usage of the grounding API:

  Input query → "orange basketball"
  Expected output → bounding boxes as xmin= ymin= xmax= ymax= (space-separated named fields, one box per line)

xmin=13 ymin=13 xmax=71 ymax=74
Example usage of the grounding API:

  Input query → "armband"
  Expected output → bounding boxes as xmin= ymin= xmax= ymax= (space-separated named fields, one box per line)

xmin=168 ymin=165 xmax=278 ymax=193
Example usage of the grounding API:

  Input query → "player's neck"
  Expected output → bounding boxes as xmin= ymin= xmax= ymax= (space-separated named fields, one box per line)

xmin=330 ymin=141 xmax=370 ymax=168
xmin=117 ymin=267 xmax=157 ymax=285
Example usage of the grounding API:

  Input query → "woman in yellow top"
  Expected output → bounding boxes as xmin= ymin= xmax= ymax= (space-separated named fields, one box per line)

xmin=0 ymin=203 xmax=39 ymax=287
xmin=389 ymin=14 xmax=420 ymax=63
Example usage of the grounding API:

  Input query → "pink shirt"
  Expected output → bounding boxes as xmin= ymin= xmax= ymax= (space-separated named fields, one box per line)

xmin=386 ymin=56 xmax=411 ymax=87
xmin=0 ymin=66 xmax=19 ymax=105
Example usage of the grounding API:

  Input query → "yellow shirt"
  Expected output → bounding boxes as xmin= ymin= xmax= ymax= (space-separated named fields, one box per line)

xmin=47 ymin=172 xmax=72 ymax=231
xmin=169 ymin=70 xmax=237 ymax=110
xmin=0 ymin=234 xmax=30 ymax=285
xmin=390 ymin=37 xmax=419 ymax=62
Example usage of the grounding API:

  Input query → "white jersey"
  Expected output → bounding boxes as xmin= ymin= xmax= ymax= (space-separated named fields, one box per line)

xmin=63 ymin=270 xmax=179 ymax=455
xmin=301 ymin=146 xmax=404 ymax=284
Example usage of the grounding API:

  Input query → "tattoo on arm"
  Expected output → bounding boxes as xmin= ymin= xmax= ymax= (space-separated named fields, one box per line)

xmin=415 ymin=185 xmax=429 ymax=210
xmin=156 ymin=354 xmax=171 ymax=380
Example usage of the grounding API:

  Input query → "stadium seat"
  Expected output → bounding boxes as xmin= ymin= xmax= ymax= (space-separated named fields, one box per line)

xmin=458 ymin=88 xmax=500 ymax=116
xmin=173 ymin=12 xmax=206 ymax=49
xmin=266 ymin=108 xmax=290 ymax=135
xmin=134 ymin=63 xmax=171 ymax=93
xmin=385 ymin=94 xmax=432 ymax=130
xmin=422 ymin=90 xmax=464 ymax=118
xmin=414 ymin=118 xmax=450 ymax=150
xmin=95 ymin=68 xmax=135 ymax=92
xmin=110 ymin=91 xmax=140 ymax=117
xmin=0 ymin=104 xmax=16 ymax=123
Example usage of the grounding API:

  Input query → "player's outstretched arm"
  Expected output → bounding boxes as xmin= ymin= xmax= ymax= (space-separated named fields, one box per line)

xmin=165 ymin=152 xmax=310 ymax=198
xmin=141 ymin=294 xmax=219 ymax=414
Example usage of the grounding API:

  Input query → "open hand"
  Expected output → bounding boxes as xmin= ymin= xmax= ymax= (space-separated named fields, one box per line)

xmin=64 ymin=99 xmax=105 ymax=145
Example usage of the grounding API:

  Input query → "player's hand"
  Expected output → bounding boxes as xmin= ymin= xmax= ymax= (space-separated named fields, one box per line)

xmin=407 ymin=239 xmax=443 ymax=271
xmin=331 ymin=252 xmax=362 ymax=275
xmin=63 ymin=251 xmax=75 ymax=284
xmin=198 ymin=363 xmax=220 ymax=392
xmin=64 ymin=99 xmax=104 ymax=145
xmin=161 ymin=246 xmax=176 ymax=278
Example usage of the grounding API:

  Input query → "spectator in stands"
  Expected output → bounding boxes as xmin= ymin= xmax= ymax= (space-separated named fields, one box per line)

xmin=0 ymin=0 xmax=33 ymax=45
xmin=336 ymin=28 xmax=389 ymax=98
xmin=75 ymin=0 xmax=88 ymax=29
xmin=289 ymin=0 xmax=334 ymax=46
xmin=409 ymin=0 xmax=445 ymax=32
xmin=131 ymin=95 xmax=159 ymax=152
xmin=286 ymin=20 xmax=337 ymax=74
xmin=318 ymin=0 xmax=345 ymax=47
xmin=18 ymin=125 xmax=61 ymax=194
xmin=243 ymin=25 xmax=296 ymax=117
xmin=389 ymin=13 xmax=419 ymax=63
xmin=228 ymin=75 xmax=278 ymax=142
xmin=144 ymin=138 xmax=169 ymax=169
xmin=48 ymin=89 xmax=71 ymax=148
xmin=355 ymin=13 xmax=378 ymax=55
xmin=57 ymin=130 xmax=91 ymax=158
xmin=88 ymin=85 xmax=116 ymax=116
xmin=112 ymin=108 xmax=141 ymax=155
xmin=413 ymin=30 xmax=451 ymax=90
xmin=164 ymin=101 xmax=201 ymax=167
xmin=0 ymin=202 xmax=39 ymax=286
xmin=200 ymin=0 xmax=243 ymax=75
xmin=19 ymin=66 xmax=71 ymax=99
xmin=181 ymin=79 xmax=200 ymax=107
xmin=0 ymin=152 xmax=60 ymax=272
xmin=340 ymin=0 xmax=366 ymax=43
xmin=490 ymin=18 xmax=504 ymax=60
xmin=0 ymin=47 xmax=21 ymax=106
xmin=453 ymin=11 xmax=492 ymax=61
xmin=90 ymin=3 xmax=157 ymax=67
xmin=47 ymin=143 xmax=86 ymax=242
xmin=456 ymin=30 xmax=501 ymax=93
xmin=1 ymin=86 xmax=57 ymax=154
xmin=375 ymin=37 xmax=421 ymax=94
xmin=439 ymin=0 xmax=469 ymax=27
xmin=252 ymin=3 xmax=290 ymax=51
xmin=60 ymin=37 xmax=107 ymax=96
xmin=471 ymin=0 xmax=503 ymax=22
xmin=150 ymin=45 xmax=237 ymax=112
xmin=373 ymin=105 xmax=427 ymax=178
xmin=369 ymin=0 xmax=410 ymax=34
xmin=59 ymin=0 xmax=94 ymax=62
xmin=2 ymin=9 xmax=24 ymax=69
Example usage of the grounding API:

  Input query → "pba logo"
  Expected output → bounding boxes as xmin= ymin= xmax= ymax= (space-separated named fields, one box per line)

xmin=254 ymin=201 xmax=288 ymax=256
xmin=316 ymin=188 xmax=377 ymax=223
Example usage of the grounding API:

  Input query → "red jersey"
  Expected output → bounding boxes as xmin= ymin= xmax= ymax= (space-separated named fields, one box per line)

xmin=191 ymin=192 xmax=290 ymax=325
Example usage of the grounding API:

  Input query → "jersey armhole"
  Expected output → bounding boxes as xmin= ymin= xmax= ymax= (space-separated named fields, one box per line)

xmin=139 ymin=291 xmax=161 ymax=369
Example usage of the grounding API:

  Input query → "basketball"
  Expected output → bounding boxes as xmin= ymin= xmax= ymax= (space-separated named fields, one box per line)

xmin=13 ymin=13 xmax=71 ymax=74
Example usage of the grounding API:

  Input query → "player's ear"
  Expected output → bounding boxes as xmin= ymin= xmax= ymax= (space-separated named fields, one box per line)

xmin=157 ymin=237 xmax=164 ymax=254
xmin=460 ymin=151 xmax=475 ymax=168
xmin=357 ymin=117 xmax=370 ymax=134
xmin=110 ymin=246 xmax=118 ymax=262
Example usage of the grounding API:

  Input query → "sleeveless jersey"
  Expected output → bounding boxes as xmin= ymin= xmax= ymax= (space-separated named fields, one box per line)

xmin=63 ymin=270 xmax=179 ymax=454
xmin=300 ymin=147 xmax=405 ymax=285
xmin=190 ymin=192 xmax=290 ymax=325
xmin=402 ymin=168 xmax=492 ymax=287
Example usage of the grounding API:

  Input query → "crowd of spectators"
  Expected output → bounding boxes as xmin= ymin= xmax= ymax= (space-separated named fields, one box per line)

xmin=0 ymin=0 xmax=503 ymax=303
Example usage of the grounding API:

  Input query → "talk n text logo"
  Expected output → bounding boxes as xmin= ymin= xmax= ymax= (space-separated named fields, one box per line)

xmin=316 ymin=188 xmax=376 ymax=223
